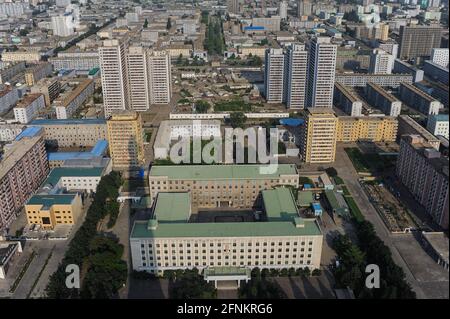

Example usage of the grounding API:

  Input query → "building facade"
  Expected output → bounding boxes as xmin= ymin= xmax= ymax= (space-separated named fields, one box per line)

xmin=54 ymin=79 xmax=95 ymax=119
xmin=0 ymin=130 xmax=49 ymax=233
xmin=148 ymin=164 xmax=299 ymax=208
xmin=399 ymin=82 xmax=442 ymax=115
xmin=13 ymin=93 xmax=45 ymax=124
xmin=337 ymin=116 xmax=398 ymax=142
xmin=396 ymin=135 xmax=449 ymax=230
xmin=427 ymin=114 xmax=449 ymax=139
xmin=30 ymin=118 xmax=107 ymax=147
xmin=301 ymin=108 xmax=338 ymax=163
xmin=398 ymin=25 xmax=442 ymax=62
xmin=333 ymin=83 xmax=363 ymax=117
xmin=285 ymin=44 xmax=308 ymax=109
xmin=306 ymin=37 xmax=337 ymax=108
xmin=264 ymin=48 xmax=285 ymax=103
xmin=107 ymin=111 xmax=144 ymax=169
xmin=365 ymin=82 xmax=402 ymax=117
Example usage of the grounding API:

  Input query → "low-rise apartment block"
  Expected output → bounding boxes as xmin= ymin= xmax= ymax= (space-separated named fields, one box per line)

xmin=427 ymin=114 xmax=449 ymax=139
xmin=365 ymin=82 xmax=402 ymax=117
xmin=49 ymin=51 xmax=99 ymax=71
xmin=30 ymin=78 xmax=61 ymax=107
xmin=24 ymin=62 xmax=53 ymax=86
xmin=1 ymin=51 xmax=41 ymax=63
xmin=54 ymin=79 xmax=95 ymax=119
xmin=335 ymin=73 xmax=413 ymax=88
xmin=337 ymin=116 xmax=398 ymax=142
xmin=396 ymin=135 xmax=449 ymax=230
xmin=0 ymin=86 xmax=19 ymax=114
xmin=154 ymin=120 xmax=221 ymax=159
xmin=30 ymin=118 xmax=107 ymax=147
xmin=148 ymin=164 xmax=299 ymax=208
xmin=0 ymin=62 xmax=26 ymax=84
xmin=0 ymin=124 xmax=24 ymax=142
xmin=333 ymin=83 xmax=363 ymax=117
xmin=13 ymin=93 xmax=45 ymax=124
xmin=0 ymin=128 xmax=49 ymax=233
xmin=398 ymin=115 xmax=441 ymax=150
xmin=399 ymin=82 xmax=442 ymax=115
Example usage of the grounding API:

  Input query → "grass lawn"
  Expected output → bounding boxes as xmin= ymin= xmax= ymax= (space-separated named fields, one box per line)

xmin=214 ymin=99 xmax=253 ymax=112
xmin=344 ymin=196 xmax=365 ymax=222
xmin=341 ymin=185 xmax=351 ymax=196
xmin=344 ymin=148 xmax=370 ymax=173
xmin=333 ymin=176 xmax=345 ymax=185
xmin=345 ymin=148 xmax=397 ymax=173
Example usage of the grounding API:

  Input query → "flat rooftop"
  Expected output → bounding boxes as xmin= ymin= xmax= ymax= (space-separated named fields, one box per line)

xmin=30 ymin=118 xmax=106 ymax=125
xmin=149 ymin=164 xmax=298 ymax=180
xmin=153 ymin=192 xmax=191 ymax=223
xmin=27 ymin=194 xmax=77 ymax=208
xmin=262 ymin=187 xmax=299 ymax=221
xmin=43 ymin=167 xmax=104 ymax=187
xmin=131 ymin=218 xmax=322 ymax=239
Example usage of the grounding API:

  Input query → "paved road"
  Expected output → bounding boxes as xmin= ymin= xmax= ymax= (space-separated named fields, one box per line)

xmin=333 ymin=145 xmax=427 ymax=298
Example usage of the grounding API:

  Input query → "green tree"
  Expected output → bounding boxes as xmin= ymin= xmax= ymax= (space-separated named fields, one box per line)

xmin=194 ymin=100 xmax=210 ymax=113
xmin=228 ymin=112 xmax=247 ymax=128
xmin=170 ymin=269 xmax=217 ymax=299
xmin=325 ymin=167 xmax=338 ymax=177
xmin=143 ymin=18 xmax=148 ymax=28
xmin=166 ymin=17 xmax=172 ymax=30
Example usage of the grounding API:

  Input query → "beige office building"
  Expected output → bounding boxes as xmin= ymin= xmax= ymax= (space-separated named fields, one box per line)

xmin=148 ymin=164 xmax=300 ymax=208
xmin=301 ymin=108 xmax=338 ymax=163
xmin=107 ymin=111 xmax=144 ymax=169
xmin=30 ymin=119 xmax=107 ymax=147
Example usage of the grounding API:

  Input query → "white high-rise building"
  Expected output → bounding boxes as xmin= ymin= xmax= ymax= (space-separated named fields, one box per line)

xmin=0 ymin=1 xmax=29 ymax=17
xmin=51 ymin=14 xmax=74 ymax=37
xmin=55 ymin=0 xmax=70 ymax=7
xmin=227 ymin=0 xmax=240 ymax=14
xmin=279 ymin=1 xmax=288 ymax=20
xmin=430 ymin=48 xmax=449 ymax=68
xmin=147 ymin=50 xmax=172 ymax=105
xmin=264 ymin=49 xmax=285 ymax=103
xmin=369 ymin=49 xmax=394 ymax=74
xmin=285 ymin=44 xmax=308 ymax=109
xmin=99 ymin=39 xmax=129 ymax=117
xmin=306 ymin=37 xmax=337 ymax=108
xmin=127 ymin=46 xmax=150 ymax=111
xmin=298 ymin=0 xmax=312 ymax=17
xmin=101 ymin=43 xmax=172 ymax=114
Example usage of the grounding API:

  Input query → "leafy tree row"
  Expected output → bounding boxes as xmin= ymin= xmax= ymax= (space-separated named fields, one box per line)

xmin=332 ymin=229 xmax=416 ymax=298
xmin=45 ymin=171 xmax=124 ymax=299
xmin=167 ymin=269 xmax=217 ymax=299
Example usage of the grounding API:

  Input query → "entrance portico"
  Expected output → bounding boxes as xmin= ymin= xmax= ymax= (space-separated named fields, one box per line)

xmin=204 ymin=267 xmax=251 ymax=289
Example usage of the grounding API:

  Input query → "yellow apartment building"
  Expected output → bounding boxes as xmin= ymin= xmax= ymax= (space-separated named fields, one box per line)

xmin=337 ymin=116 xmax=398 ymax=142
xmin=107 ymin=111 xmax=144 ymax=169
xmin=301 ymin=108 xmax=338 ymax=163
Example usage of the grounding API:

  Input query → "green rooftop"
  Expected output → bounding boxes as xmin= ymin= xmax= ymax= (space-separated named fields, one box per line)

xmin=130 ymin=219 xmax=321 ymax=239
xmin=149 ymin=164 xmax=297 ymax=180
xmin=153 ymin=193 xmax=191 ymax=222
xmin=298 ymin=191 xmax=314 ymax=207
xmin=325 ymin=190 xmax=350 ymax=219
xmin=27 ymin=194 xmax=77 ymax=209
xmin=44 ymin=167 xmax=104 ymax=187
xmin=262 ymin=188 xmax=299 ymax=221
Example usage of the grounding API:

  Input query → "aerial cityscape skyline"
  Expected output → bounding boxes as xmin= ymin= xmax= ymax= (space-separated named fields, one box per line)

xmin=0 ymin=0 xmax=448 ymax=306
